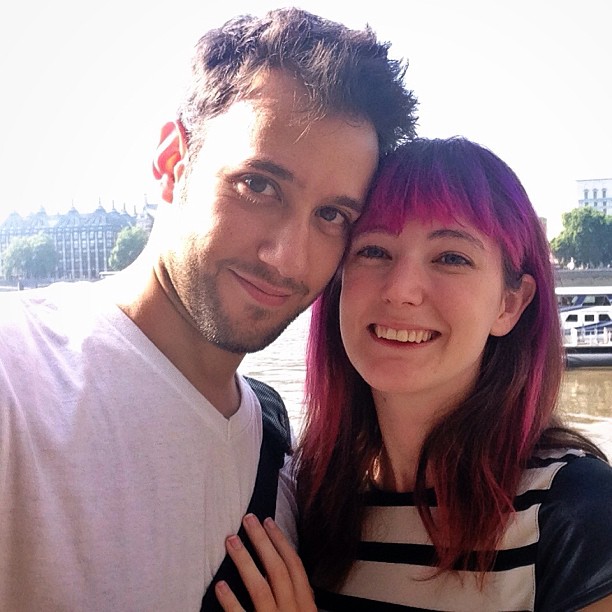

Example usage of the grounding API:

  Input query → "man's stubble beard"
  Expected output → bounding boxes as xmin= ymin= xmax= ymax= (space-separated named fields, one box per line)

xmin=170 ymin=256 xmax=307 ymax=354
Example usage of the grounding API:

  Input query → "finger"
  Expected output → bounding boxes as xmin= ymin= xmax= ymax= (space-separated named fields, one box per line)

xmin=224 ymin=534 xmax=277 ymax=609
xmin=263 ymin=518 xmax=316 ymax=608
xmin=215 ymin=580 xmax=245 ymax=612
xmin=242 ymin=514 xmax=297 ymax=607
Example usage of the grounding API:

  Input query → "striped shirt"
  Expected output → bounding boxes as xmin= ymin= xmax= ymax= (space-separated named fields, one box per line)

xmin=316 ymin=449 xmax=612 ymax=611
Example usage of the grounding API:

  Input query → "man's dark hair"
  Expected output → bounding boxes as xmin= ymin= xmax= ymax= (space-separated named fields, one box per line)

xmin=178 ymin=7 xmax=418 ymax=157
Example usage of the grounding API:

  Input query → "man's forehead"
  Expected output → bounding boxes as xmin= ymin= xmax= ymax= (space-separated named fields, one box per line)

xmin=236 ymin=69 xmax=363 ymax=131
xmin=200 ymin=92 xmax=375 ymax=167
xmin=243 ymin=69 xmax=313 ymax=115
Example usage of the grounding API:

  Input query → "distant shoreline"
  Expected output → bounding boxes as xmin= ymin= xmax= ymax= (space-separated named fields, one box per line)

xmin=555 ymin=268 xmax=612 ymax=287
xmin=3 ymin=268 xmax=612 ymax=292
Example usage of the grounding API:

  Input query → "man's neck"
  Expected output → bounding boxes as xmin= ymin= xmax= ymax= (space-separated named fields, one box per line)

xmin=110 ymin=261 xmax=244 ymax=418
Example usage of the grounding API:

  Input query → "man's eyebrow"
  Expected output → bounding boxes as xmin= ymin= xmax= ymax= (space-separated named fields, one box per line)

xmin=429 ymin=228 xmax=485 ymax=249
xmin=327 ymin=196 xmax=365 ymax=215
xmin=245 ymin=159 xmax=294 ymax=181
xmin=245 ymin=159 xmax=364 ymax=213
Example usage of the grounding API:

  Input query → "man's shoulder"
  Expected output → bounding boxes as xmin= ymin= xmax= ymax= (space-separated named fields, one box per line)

xmin=243 ymin=376 xmax=292 ymax=457
xmin=0 ymin=282 xmax=118 ymax=379
xmin=1 ymin=282 xmax=95 ymax=318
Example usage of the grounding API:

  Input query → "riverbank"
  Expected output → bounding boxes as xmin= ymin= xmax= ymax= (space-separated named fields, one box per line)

xmin=3 ymin=267 xmax=612 ymax=292
xmin=555 ymin=268 xmax=612 ymax=287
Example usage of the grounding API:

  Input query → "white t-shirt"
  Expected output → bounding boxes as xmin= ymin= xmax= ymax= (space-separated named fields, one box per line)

xmin=0 ymin=282 xmax=296 ymax=611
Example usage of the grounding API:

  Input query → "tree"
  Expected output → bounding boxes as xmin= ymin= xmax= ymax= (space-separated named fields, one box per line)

xmin=3 ymin=237 xmax=31 ymax=279
xmin=551 ymin=207 xmax=612 ymax=267
xmin=29 ymin=233 xmax=60 ymax=278
xmin=108 ymin=226 xmax=149 ymax=271
xmin=3 ymin=233 xmax=58 ymax=280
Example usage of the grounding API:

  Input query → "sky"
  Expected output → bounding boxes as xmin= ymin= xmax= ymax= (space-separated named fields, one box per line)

xmin=0 ymin=0 xmax=610 ymax=238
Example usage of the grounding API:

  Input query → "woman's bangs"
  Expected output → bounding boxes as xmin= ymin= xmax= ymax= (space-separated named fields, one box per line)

xmin=355 ymin=156 xmax=501 ymax=241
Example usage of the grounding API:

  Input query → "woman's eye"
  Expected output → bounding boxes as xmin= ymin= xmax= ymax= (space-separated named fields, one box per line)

xmin=356 ymin=245 xmax=388 ymax=259
xmin=438 ymin=252 xmax=472 ymax=266
xmin=317 ymin=206 xmax=350 ymax=227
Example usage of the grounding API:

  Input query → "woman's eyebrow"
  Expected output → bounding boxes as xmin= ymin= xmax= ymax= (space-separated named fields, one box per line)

xmin=428 ymin=228 xmax=485 ymax=250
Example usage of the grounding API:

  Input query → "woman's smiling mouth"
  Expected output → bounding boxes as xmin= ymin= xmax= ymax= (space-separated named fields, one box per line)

xmin=372 ymin=324 xmax=438 ymax=344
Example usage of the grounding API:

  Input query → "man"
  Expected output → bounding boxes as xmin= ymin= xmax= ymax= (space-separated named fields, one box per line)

xmin=0 ymin=8 xmax=417 ymax=610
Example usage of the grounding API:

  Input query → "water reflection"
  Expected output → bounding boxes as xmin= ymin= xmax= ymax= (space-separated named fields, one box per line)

xmin=240 ymin=310 xmax=311 ymax=430
xmin=560 ymin=368 xmax=612 ymax=458
xmin=240 ymin=310 xmax=612 ymax=458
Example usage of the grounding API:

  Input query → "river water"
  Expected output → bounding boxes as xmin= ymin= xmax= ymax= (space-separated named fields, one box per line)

xmin=240 ymin=310 xmax=612 ymax=459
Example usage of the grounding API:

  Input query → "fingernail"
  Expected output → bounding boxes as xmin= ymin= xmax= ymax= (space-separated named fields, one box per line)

xmin=263 ymin=517 xmax=276 ymax=530
xmin=244 ymin=513 xmax=258 ymax=527
xmin=216 ymin=580 xmax=229 ymax=594
xmin=227 ymin=535 xmax=243 ymax=550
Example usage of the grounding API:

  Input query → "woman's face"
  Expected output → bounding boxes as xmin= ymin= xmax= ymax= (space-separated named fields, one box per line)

xmin=339 ymin=217 xmax=532 ymax=407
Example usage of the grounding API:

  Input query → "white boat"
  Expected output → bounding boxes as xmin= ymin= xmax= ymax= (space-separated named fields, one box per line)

xmin=556 ymin=286 xmax=612 ymax=368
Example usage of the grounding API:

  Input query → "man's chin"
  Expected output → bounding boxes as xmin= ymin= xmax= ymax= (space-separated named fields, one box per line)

xmin=210 ymin=316 xmax=298 ymax=355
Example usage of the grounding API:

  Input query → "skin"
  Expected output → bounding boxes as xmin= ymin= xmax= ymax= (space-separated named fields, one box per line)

xmin=339 ymin=218 xmax=535 ymax=490
xmin=114 ymin=70 xmax=378 ymax=418
xmin=581 ymin=596 xmax=612 ymax=611
xmin=215 ymin=515 xmax=316 ymax=612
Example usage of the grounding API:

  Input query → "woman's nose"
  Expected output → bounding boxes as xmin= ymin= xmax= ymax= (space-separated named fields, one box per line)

xmin=380 ymin=261 xmax=426 ymax=306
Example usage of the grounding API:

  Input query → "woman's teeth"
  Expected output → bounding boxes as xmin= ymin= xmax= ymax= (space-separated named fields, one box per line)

xmin=374 ymin=325 xmax=434 ymax=343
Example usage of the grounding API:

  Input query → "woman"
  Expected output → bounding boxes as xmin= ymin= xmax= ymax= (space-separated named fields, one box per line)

xmin=217 ymin=138 xmax=612 ymax=611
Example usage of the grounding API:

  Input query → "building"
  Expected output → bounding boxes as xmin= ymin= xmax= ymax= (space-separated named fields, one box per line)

xmin=577 ymin=178 xmax=612 ymax=216
xmin=0 ymin=202 xmax=147 ymax=281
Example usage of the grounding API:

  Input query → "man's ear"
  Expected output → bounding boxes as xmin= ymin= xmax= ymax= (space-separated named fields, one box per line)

xmin=152 ymin=121 xmax=188 ymax=203
xmin=490 ymin=274 xmax=537 ymax=337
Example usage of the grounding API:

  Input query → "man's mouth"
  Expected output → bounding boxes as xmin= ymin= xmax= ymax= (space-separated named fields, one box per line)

xmin=372 ymin=324 xmax=437 ymax=344
xmin=230 ymin=269 xmax=295 ymax=307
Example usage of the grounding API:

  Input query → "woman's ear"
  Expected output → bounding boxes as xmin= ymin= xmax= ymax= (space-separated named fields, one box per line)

xmin=490 ymin=274 xmax=537 ymax=337
xmin=152 ymin=121 xmax=188 ymax=203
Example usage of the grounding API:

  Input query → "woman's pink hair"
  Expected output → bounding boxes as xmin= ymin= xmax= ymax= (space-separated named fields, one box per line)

xmin=296 ymin=137 xmax=566 ymax=587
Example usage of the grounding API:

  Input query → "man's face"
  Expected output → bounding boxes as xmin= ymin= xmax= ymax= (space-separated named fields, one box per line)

xmin=160 ymin=71 xmax=379 ymax=353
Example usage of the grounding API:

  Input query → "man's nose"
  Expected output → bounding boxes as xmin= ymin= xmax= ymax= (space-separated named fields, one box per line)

xmin=257 ymin=216 xmax=311 ymax=281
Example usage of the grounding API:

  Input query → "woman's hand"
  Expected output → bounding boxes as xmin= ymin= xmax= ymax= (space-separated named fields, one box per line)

xmin=215 ymin=513 xmax=316 ymax=612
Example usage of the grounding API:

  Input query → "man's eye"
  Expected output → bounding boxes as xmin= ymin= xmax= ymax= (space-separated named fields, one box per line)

xmin=317 ymin=207 xmax=349 ymax=226
xmin=240 ymin=176 xmax=278 ymax=197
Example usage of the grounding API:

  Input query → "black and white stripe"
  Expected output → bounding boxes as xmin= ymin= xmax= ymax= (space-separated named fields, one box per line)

xmin=316 ymin=449 xmax=588 ymax=611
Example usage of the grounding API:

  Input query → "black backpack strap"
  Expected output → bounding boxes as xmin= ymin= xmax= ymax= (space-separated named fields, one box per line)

xmin=200 ymin=377 xmax=292 ymax=611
